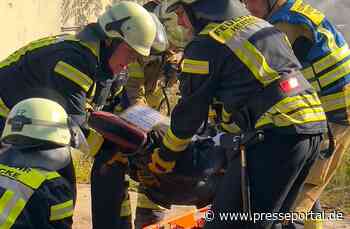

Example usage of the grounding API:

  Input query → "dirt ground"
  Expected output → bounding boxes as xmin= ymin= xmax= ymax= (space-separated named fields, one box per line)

xmin=73 ymin=184 xmax=92 ymax=229
xmin=73 ymin=184 xmax=350 ymax=229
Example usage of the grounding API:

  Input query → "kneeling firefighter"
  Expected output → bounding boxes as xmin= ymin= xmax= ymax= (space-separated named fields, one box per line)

xmin=111 ymin=2 xmax=184 ymax=228
xmin=147 ymin=0 xmax=328 ymax=228
xmin=242 ymin=0 xmax=350 ymax=228
xmin=0 ymin=98 xmax=88 ymax=228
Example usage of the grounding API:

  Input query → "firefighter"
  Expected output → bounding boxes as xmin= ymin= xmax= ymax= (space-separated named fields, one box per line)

xmin=242 ymin=0 xmax=350 ymax=228
xmin=0 ymin=2 xmax=156 ymax=227
xmin=124 ymin=3 xmax=182 ymax=228
xmin=0 ymin=98 xmax=85 ymax=228
xmin=148 ymin=0 xmax=328 ymax=228
xmin=90 ymin=3 xmax=182 ymax=228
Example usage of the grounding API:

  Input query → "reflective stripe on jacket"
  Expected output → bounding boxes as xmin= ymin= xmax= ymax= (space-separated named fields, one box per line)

xmin=269 ymin=0 xmax=350 ymax=123
xmin=0 ymin=164 xmax=73 ymax=228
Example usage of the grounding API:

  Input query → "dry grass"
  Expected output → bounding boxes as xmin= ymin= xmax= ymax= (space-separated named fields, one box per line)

xmin=321 ymin=151 xmax=350 ymax=214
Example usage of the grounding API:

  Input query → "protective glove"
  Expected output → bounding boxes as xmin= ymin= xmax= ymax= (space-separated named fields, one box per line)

xmin=148 ymin=148 xmax=176 ymax=174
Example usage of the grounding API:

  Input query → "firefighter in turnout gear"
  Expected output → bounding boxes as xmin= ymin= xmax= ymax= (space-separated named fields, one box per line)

xmin=119 ymin=3 xmax=182 ymax=228
xmin=243 ymin=0 xmax=350 ymax=228
xmin=0 ymin=2 xmax=157 ymax=228
xmin=124 ymin=51 xmax=181 ymax=228
xmin=0 ymin=98 xmax=84 ymax=229
xmin=147 ymin=0 xmax=328 ymax=228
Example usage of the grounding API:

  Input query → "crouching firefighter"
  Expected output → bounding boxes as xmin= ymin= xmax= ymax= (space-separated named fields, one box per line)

xmin=242 ymin=0 xmax=350 ymax=228
xmin=111 ymin=2 xmax=183 ymax=228
xmin=0 ymin=98 xmax=87 ymax=228
xmin=148 ymin=0 xmax=328 ymax=228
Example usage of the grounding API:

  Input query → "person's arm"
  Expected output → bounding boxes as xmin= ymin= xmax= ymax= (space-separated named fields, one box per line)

xmin=125 ymin=61 xmax=147 ymax=105
xmin=163 ymin=50 xmax=183 ymax=87
xmin=125 ymin=77 xmax=147 ymax=105
xmin=148 ymin=38 xmax=220 ymax=174
xmin=49 ymin=49 xmax=97 ymax=128
xmin=28 ymin=178 xmax=74 ymax=229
